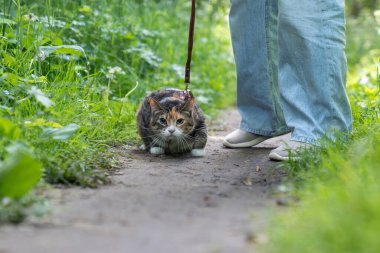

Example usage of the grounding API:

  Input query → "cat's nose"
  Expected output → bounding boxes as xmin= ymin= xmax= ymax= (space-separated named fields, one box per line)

xmin=169 ymin=129 xmax=175 ymax=134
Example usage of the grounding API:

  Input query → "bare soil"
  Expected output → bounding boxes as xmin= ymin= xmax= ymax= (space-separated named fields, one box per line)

xmin=0 ymin=109 xmax=290 ymax=253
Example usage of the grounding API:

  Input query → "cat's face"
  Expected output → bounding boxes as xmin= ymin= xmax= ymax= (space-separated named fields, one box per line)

xmin=149 ymin=98 xmax=194 ymax=139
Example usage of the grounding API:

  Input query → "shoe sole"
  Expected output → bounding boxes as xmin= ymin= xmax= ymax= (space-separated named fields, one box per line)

xmin=268 ymin=152 xmax=289 ymax=161
xmin=268 ymin=152 xmax=301 ymax=161
xmin=223 ymin=136 xmax=270 ymax=148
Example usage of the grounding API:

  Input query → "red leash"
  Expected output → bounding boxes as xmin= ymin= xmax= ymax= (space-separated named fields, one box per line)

xmin=184 ymin=0 xmax=196 ymax=93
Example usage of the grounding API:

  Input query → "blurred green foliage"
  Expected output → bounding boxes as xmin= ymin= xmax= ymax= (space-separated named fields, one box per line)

xmin=346 ymin=0 xmax=379 ymax=17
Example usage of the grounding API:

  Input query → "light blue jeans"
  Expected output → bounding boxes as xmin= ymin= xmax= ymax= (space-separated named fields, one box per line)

xmin=229 ymin=0 xmax=353 ymax=144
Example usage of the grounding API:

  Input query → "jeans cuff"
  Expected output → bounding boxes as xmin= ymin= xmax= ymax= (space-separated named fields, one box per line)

xmin=290 ymin=135 xmax=318 ymax=145
xmin=240 ymin=123 xmax=291 ymax=137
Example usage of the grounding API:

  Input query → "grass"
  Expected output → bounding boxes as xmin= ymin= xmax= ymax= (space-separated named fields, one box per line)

xmin=0 ymin=0 xmax=235 ymax=223
xmin=263 ymin=10 xmax=380 ymax=253
xmin=265 ymin=117 xmax=380 ymax=253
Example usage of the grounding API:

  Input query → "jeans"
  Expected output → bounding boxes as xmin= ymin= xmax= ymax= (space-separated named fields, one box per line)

xmin=229 ymin=0 xmax=353 ymax=144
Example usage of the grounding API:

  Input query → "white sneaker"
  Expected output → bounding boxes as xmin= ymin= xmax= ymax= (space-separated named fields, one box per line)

xmin=223 ymin=129 xmax=270 ymax=148
xmin=269 ymin=140 xmax=313 ymax=161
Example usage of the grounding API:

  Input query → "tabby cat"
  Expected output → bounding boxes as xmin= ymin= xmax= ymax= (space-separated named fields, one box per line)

xmin=136 ymin=88 xmax=207 ymax=157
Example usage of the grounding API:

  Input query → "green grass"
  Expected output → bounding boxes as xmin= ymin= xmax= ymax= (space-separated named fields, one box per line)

xmin=265 ymin=118 xmax=380 ymax=253
xmin=264 ymin=10 xmax=380 ymax=253
xmin=0 ymin=0 xmax=235 ymax=223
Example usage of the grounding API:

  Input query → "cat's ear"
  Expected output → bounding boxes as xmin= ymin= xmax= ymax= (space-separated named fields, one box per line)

xmin=180 ymin=97 xmax=195 ymax=112
xmin=149 ymin=98 xmax=163 ymax=111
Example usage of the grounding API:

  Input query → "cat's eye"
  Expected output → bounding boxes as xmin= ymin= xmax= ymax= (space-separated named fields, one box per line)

xmin=159 ymin=118 xmax=167 ymax=125
xmin=176 ymin=118 xmax=185 ymax=125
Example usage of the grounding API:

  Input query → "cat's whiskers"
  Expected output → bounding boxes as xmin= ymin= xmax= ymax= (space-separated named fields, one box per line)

xmin=178 ymin=136 xmax=188 ymax=152
xmin=184 ymin=134 xmax=207 ymax=142
xmin=178 ymin=135 xmax=192 ymax=151
xmin=140 ymin=133 xmax=163 ymax=140
xmin=151 ymin=136 xmax=166 ymax=148
xmin=174 ymin=135 xmax=183 ymax=152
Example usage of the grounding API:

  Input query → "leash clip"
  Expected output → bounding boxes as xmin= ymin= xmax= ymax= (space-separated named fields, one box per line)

xmin=183 ymin=83 xmax=191 ymax=100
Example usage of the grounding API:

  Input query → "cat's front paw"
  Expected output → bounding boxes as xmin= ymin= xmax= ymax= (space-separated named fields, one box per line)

xmin=191 ymin=148 xmax=205 ymax=157
xmin=150 ymin=147 xmax=165 ymax=155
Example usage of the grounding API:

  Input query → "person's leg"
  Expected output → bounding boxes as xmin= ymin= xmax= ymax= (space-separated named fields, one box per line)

xmin=277 ymin=0 xmax=352 ymax=145
xmin=228 ymin=0 xmax=289 ymax=139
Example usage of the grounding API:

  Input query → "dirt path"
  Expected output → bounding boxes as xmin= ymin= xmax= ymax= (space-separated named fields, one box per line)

xmin=0 ymin=109 xmax=290 ymax=253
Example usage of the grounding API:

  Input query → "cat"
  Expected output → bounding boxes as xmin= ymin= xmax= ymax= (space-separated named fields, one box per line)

xmin=136 ymin=88 xmax=207 ymax=157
